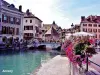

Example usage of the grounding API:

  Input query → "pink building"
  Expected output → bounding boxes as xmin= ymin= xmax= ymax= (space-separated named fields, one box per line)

xmin=80 ymin=15 xmax=100 ymax=40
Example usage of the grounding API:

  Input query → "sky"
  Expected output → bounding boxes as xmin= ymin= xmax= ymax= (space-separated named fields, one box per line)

xmin=6 ymin=0 xmax=100 ymax=29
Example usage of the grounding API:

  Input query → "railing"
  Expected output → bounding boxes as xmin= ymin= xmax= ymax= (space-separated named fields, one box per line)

xmin=72 ymin=60 xmax=100 ymax=75
xmin=89 ymin=60 xmax=100 ymax=68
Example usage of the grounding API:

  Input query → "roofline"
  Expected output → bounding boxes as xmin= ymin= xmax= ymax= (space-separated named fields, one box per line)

xmin=24 ymin=16 xmax=42 ymax=22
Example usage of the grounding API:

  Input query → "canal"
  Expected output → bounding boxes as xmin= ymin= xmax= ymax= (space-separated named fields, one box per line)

xmin=0 ymin=51 xmax=54 ymax=75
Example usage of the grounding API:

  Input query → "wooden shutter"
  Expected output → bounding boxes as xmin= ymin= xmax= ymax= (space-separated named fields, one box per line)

xmin=2 ymin=14 xmax=4 ymax=22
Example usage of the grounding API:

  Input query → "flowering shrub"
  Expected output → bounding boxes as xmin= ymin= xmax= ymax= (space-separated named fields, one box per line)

xmin=63 ymin=36 xmax=97 ymax=66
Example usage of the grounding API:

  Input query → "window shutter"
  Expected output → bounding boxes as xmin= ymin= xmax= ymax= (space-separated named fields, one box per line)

xmin=8 ymin=16 xmax=10 ymax=23
xmin=2 ymin=14 xmax=4 ymax=22
xmin=14 ymin=17 xmax=15 ymax=24
xmin=7 ymin=16 xmax=9 ymax=23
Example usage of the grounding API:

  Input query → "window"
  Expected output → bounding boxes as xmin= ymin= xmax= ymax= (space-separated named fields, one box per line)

xmin=29 ymin=33 xmax=33 ymax=37
xmin=2 ymin=26 xmax=6 ymax=34
xmin=94 ymin=24 xmax=97 ymax=27
xmin=4 ymin=15 xmax=7 ymax=20
xmin=83 ymin=28 xmax=85 ymax=32
xmin=95 ymin=34 xmax=97 ymax=38
xmin=26 ymin=20 xmax=27 ymax=23
xmin=88 ymin=24 xmax=92 ymax=27
xmin=0 ymin=14 xmax=1 ymax=22
xmin=30 ymin=26 xmax=33 ymax=30
xmin=83 ymin=28 xmax=87 ymax=32
xmin=24 ymin=26 xmax=33 ymax=30
xmin=83 ymin=24 xmax=87 ymax=26
xmin=88 ymin=29 xmax=92 ymax=32
xmin=11 ymin=17 xmax=14 ymax=22
xmin=10 ymin=17 xmax=14 ymax=24
xmin=16 ymin=18 xmax=19 ymax=22
xmin=16 ymin=28 xmax=19 ymax=35
xmin=16 ymin=18 xmax=21 ymax=25
xmin=30 ymin=20 xmax=32 ymax=23
xmin=98 ymin=29 xmax=100 ymax=32
xmin=93 ymin=29 xmax=97 ymax=32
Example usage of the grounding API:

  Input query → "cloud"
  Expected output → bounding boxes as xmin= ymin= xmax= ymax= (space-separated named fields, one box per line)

xmin=7 ymin=0 xmax=100 ymax=29
xmin=7 ymin=0 xmax=71 ymax=28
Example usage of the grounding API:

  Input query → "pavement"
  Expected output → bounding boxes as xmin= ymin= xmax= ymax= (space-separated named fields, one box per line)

xmin=31 ymin=55 xmax=100 ymax=75
xmin=31 ymin=55 xmax=70 ymax=75
xmin=89 ymin=52 xmax=100 ymax=72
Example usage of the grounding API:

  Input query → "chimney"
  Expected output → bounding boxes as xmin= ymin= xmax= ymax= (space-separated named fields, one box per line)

xmin=26 ymin=9 xmax=30 ymax=15
xmin=81 ymin=16 xmax=85 ymax=21
xmin=52 ymin=21 xmax=56 ymax=25
xmin=19 ymin=5 xmax=22 ymax=12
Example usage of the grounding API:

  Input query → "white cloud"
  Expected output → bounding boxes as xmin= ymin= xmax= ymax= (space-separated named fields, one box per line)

xmin=7 ymin=0 xmax=72 ymax=29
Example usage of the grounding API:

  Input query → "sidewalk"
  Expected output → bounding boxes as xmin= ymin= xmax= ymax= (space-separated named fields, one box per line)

xmin=31 ymin=55 xmax=70 ymax=75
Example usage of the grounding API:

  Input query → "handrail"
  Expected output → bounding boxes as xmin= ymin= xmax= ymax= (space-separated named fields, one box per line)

xmin=89 ymin=60 xmax=100 ymax=68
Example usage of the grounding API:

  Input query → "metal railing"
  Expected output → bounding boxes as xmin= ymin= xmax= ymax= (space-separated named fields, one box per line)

xmin=89 ymin=60 xmax=100 ymax=68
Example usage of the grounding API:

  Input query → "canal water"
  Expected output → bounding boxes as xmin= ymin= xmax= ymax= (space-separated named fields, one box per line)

xmin=0 ymin=51 xmax=54 ymax=75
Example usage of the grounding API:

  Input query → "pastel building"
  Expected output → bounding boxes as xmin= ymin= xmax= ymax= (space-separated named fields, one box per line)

xmin=80 ymin=15 xmax=100 ymax=39
xmin=23 ymin=9 xmax=42 ymax=40
xmin=0 ymin=0 xmax=24 ymax=41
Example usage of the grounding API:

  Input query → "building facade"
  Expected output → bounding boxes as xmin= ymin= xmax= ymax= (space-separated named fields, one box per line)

xmin=45 ymin=26 xmax=60 ymax=42
xmin=23 ymin=9 xmax=42 ymax=40
xmin=80 ymin=15 xmax=100 ymax=39
xmin=43 ymin=21 xmax=58 ymax=31
xmin=66 ymin=24 xmax=80 ymax=34
xmin=0 ymin=0 xmax=24 ymax=41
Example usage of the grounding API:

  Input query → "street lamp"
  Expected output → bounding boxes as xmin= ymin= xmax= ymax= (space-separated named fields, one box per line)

xmin=68 ymin=23 xmax=74 ymax=75
xmin=70 ymin=23 xmax=75 ymax=75
xmin=71 ymin=23 xmax=74 ymax=39
xmin=71 ymin=23 xmax=74 ymax=33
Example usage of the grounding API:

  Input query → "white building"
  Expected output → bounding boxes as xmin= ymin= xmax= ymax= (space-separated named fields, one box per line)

xmin=0 ymin=0 xmax=24 ymax=41
xmin=23 ymin=9 xmax=42 ymax=40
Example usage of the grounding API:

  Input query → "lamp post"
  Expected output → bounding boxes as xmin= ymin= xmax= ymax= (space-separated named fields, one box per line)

xmin=71 ymin=23 xmax=74 ymax=34
xmin=71 ymin=23 xmax=74 ymax=40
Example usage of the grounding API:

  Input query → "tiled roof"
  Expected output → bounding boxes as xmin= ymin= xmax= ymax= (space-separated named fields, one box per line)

xmin=43 ymin=24 xmax=58 ymax=27
xmin=45 ymin=26 xmax=59 ymax=36
xmin=2 ymin=0 xmax=22 ymax=13
xmin=43 ymin=24 xmax=52 ymax=26
xmin=24 ymin=12 xmax=42 ymax=22
xmin=81 ymin=15 xmax=100 ymax=23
